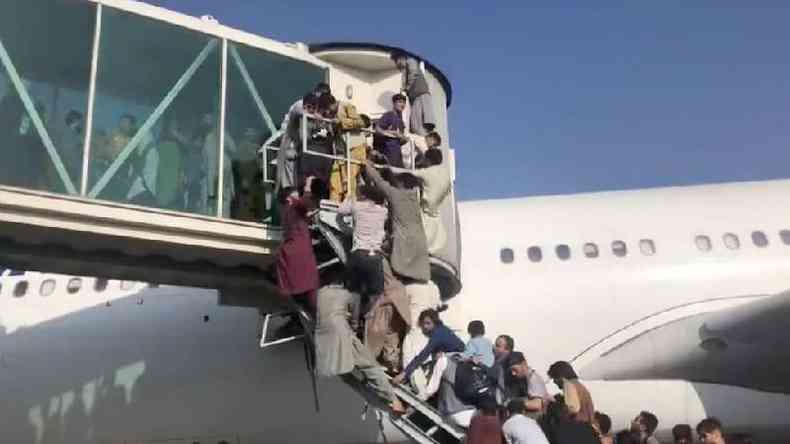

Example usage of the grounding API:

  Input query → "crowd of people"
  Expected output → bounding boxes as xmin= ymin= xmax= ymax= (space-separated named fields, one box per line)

xmin=275 ymin=50 xmax=442 ymax=204
xmin=273 ymin=50 xmax=452 ymax=411
xmin=0 ymin=75 xmax=266 ymax=220
xmin=73 ymin=110 xmax=261 ymax=219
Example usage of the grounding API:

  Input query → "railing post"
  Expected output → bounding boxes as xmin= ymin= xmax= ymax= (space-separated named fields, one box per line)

xmin=302 ymin=112 xmax=307 ymax=172
xmin=261 ymin=142 xmax=268 ymax=185
xmin=345 ymin=132 xmax=351 ymax=199
xmin=410 ymin=138 xmax=415 ymax=170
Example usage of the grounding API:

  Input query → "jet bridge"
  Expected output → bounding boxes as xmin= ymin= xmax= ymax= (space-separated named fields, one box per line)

xmin=0 ymin=1 xmax=461 ymax=301
xmin=0 ymin=0 xmax=324 ymax=292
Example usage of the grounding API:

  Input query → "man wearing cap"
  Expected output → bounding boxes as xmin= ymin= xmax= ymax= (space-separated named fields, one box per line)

xmin=373 ymin=94 xmax=409 ymax=168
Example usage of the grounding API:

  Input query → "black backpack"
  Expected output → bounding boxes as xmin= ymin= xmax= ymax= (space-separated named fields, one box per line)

xmin=453 ymin=357 xmax=495 ymax=406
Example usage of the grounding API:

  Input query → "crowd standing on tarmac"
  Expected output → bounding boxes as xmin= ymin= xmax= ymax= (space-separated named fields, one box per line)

xmin=271 ymin=53 xmax=749 ymax=444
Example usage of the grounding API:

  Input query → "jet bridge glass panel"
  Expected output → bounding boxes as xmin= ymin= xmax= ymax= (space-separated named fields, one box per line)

xmin=87 ymin=6 xmax=223 ymax=215
xmin=0 ymin=0 xmax=95 ymax=195
xmin=225 ymin=41 xmax=326 ymax=222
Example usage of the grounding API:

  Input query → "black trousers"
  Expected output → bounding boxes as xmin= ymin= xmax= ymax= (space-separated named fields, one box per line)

xmin=347 ymin=250 xmax=385 ymax=298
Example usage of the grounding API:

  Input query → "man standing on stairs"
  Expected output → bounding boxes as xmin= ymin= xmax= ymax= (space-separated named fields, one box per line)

xmin=314 ymin=269 xmax=406 ymax=414
xmin=391 ymin=51 xmax=435 ymax=136
xmin=337 ymin=182 xmax=411 ymax=372
xmin=276 ymin=177 xmax=320 ymax=317
xmin=365 ymin=159 xmax=441 ymax=395
xmin=364 ymin=160 xmax=430 ymax=283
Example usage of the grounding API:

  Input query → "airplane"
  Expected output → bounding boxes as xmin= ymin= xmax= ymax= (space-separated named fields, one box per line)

xmin=3 ymin=177 xmax=790 ymax=443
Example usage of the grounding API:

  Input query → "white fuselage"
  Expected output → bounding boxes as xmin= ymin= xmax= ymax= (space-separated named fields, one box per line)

xmin=451 ymin=178 xmax=790 ymax=442
xmin=2 ymin=178 xmax=790 ymax=443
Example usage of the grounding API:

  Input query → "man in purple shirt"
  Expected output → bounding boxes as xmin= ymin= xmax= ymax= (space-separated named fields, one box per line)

xmin=373 ymin=94 xmax=408 ymax=168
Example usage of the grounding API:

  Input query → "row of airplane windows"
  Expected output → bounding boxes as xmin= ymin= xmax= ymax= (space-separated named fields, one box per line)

xmin=0 ymin=278 xmax=139 ymax=299
xmin=500 ymin=230 xmax=790 ymax=264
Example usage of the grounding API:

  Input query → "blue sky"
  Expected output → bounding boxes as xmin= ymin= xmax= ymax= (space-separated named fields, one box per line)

xmin=149 ymin=1 xmax=790 ymax=201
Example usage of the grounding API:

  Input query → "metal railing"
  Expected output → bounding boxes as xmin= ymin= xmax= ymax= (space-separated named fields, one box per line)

xmin=259 ymin=112 xmax=418 ymax=188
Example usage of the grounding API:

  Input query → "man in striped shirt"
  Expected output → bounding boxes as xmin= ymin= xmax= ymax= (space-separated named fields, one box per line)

xmin=337 ymin=184 xmax=389 ymax=300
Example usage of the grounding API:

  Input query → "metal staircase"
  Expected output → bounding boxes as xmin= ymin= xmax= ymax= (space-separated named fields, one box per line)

xmin=257 ymin=200 xmax=469 ymax=443
xmin=386 ymin=383 xmax=466 ymax=444
xmin=259 ymin=310 xmax=466 ymax=444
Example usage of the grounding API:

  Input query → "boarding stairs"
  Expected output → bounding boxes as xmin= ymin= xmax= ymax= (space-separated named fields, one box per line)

xmin=255 ymin=184 xmax=466 ymax=443
xmin=386 ymin=383 xmax=466 ymax=444
xmin=259 ymin=308 xmax=465 ymax=444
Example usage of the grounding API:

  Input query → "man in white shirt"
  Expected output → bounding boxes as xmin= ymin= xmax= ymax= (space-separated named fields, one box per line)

xmin=390 ymin=132 xmax=450 ymax=254
xmin=503 ymin=399 xmax=550 ymax=444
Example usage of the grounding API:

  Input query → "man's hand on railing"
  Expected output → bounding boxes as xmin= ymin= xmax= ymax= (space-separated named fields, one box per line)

xmin=305 ymin=113 xmax=338 ymax=124
xmin=379 ymin=130 xmax=402 ymax=139
xmin=303 ymin=175 xmax=315 ymax=194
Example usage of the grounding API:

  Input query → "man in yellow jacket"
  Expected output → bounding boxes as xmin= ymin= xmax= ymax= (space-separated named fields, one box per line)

xmin=320 ymin=95 xmax=370 ymax=201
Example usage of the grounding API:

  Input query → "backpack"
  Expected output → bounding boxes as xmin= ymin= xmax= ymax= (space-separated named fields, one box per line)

xmin=453 ymin=357 xmax=495 ymax=406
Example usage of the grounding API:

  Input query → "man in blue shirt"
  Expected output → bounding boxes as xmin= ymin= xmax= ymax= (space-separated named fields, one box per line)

xmin=393 ymin=308 xmax=464 ymax=385
xmin=373 ymin=94 xmax=408 ymax=168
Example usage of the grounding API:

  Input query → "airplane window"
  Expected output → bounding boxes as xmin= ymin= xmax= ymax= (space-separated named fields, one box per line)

xmin=695 ymin=235 xmax=712 ymax=252
xmin=94 ymin=278 xmax=108 ymax=292
xmin=500 ymin=248 xmax=514 ymax=264
xmin=780 ymin=230 xmax=790 ymax=245
xmin=556 ymin=244 xmax=571 ymax=261
xmin=612 ymin=241 xmax=627 ymax=257
xmin=583 ymin=243 xmax=599 ymax=258
xmin=528 ymin=246 xmax=543 ymax=262
xmin=752 ymin=231 xmax=769 ymax=248
xmin=66 ymin=278 xmax=82 ymax=294
xmin=40 ymin=279 xmax=56 ymax=297
xmin=639 ymin=239 xmax=656 ymax=256
xmin=13 ymin=281 xmax=29 ymax=298
xmin=723 ymin=233 xmax=740 ymax=250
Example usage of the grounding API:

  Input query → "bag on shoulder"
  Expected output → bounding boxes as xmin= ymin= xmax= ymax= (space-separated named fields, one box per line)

xmin=453 ymin=357 xmax=495 ymax=406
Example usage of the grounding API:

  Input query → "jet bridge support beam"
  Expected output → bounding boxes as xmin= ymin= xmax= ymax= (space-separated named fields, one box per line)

xmin=80 ymin=3 xmax=103 ymax=196
xmin=217 ymin=39 xmax=228 ymax=217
